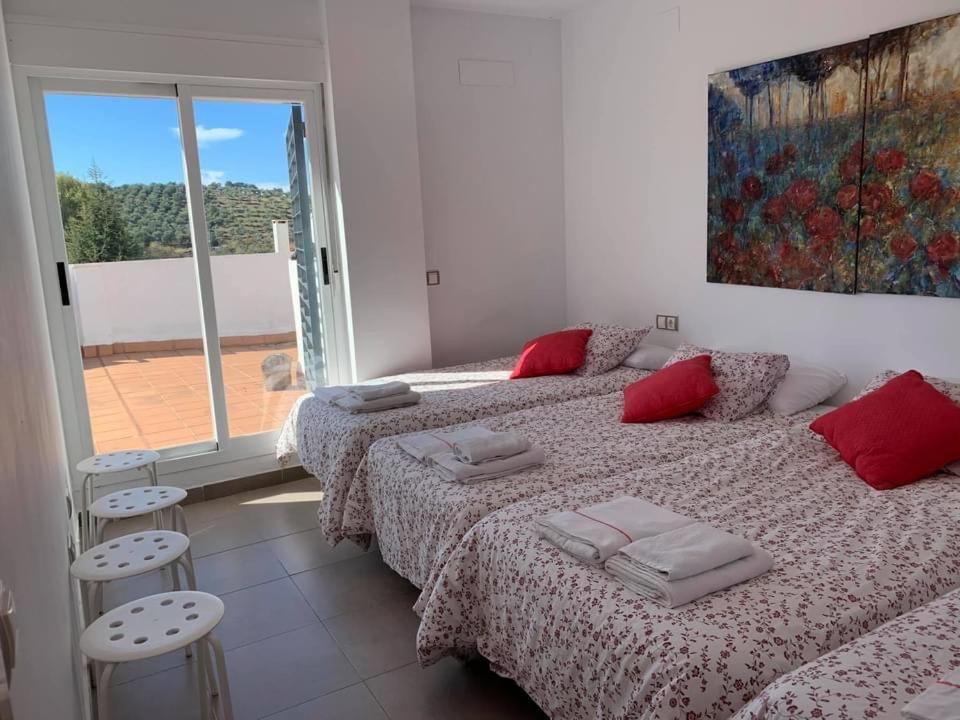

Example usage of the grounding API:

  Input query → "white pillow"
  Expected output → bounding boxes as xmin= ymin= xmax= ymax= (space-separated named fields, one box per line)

xmin=622 ymin=343 xmax=674 ymax=371
xmin=767 ymin=363 xmax=847 ymax=416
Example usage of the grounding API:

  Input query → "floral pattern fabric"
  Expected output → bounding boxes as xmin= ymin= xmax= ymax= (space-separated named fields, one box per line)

xmin=416 ymin=428 xmax=960 ymax=720
xmin=275 ymin=356 xmax=650 ymax=544
xmin=735 ymin=588 xmax=960 ymax=720
xmin=341 ymin=394 xmax=829 ymax=614
xmin=664 ymin=344 xmax=790 ymax=422
xmin=570 ymin=324 xmax=651 ymax=377
xmin=857 ymin=368 xmax=960 ymax=403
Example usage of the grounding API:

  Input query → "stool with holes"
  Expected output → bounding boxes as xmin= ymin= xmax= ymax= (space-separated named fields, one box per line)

xmin=88 ymin=485 xmax=189 ymax=550
xmin=78 ymin=450 xmax=161 ymax=551
xmin=80 ymin=592 xmax=233 ymax=720
xmin=70 ymin=530 xmax=198 ymax=626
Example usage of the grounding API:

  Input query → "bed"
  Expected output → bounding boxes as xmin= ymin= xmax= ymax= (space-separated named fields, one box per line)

xmin=340 ymin=393 xmax=829 ymax=612
xmin=275 ymin=356 xmax=650 ymax=544
xmin=416 ymin=427 xmax=960 ymax=720
xmin=734 ymin=587 xmax=960 ymax=720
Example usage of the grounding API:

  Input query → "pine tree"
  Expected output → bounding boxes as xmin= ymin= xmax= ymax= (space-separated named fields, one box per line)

xmin=64 ymin=163 xmax=143 ymax=264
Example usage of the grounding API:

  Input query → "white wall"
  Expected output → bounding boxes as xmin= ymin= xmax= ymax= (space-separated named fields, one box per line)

xmin=412 ymin=8 xmax=566 ymax=367
xmin=70 ymin=254 xmax=297 ymax=346
xmin=323 ymin=0 xmax=434 ymax=380
xmin=563 ymin=0 xmax=960 ymax=399
xmin=0 ymin=4 xmax=83 ymax=718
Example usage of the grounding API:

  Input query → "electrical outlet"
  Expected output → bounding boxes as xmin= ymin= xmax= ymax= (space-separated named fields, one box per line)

xmin=426 ymin=270 xmax=440 ymax=286
xmin=656 ymin=314 xmax=679 ymax=331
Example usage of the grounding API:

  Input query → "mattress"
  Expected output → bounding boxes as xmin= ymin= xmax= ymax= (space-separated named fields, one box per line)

xmin=275 ymin=355 xmax=649 ymax=544
xmin=341 ymin=393 xmax=829 ymax=612
xmin=734 ymin=587 xmax=960 ymax=720
xmin=416 ymin=427 xmax=960 ymax=720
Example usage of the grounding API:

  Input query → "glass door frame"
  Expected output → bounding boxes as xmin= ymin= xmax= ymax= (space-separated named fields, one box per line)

xmin=15 ymin=71 xmax=348 ymax=492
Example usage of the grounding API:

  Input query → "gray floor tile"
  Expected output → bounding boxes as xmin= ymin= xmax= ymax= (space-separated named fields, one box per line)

xmin=261 ymin=683 xmax=388 ymax=720
xmin=239 ymin=496 xmax=325 ymax=541
xmin=194 ymin=543 xmax=287 ymax=596
xmin=265 ymin=528 xmax=367 ymax=575
xmin=291 ymin=552 xmax=419 ymax=620
xmin=323 ymin=601 xmax=420 ymax=678
xmin=226 ymin=624 xmax=361 ymax=720
xmin=366 ymin=659 xmax=547 ymax=720
xmin=108 ymin=659 xmax=208 ymax=720
xmin=216 ymin=577 xmax=319 ymax=650
xmin=188 ymin=510 xmax=271 ymax=557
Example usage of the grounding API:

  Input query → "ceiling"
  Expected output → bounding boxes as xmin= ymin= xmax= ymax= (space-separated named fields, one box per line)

xmin=411 ymin=0 xmax=596 ymax=19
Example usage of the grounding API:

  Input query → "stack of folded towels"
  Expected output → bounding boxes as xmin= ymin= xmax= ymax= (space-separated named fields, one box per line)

xmin=535 ymin=496 xmax=772 ymax=607
xmin=902 ymin=670 xmax=960 ymax=720
xmin=397 ymin=426 xmax=545 ymax=485
xmin=314 ymin=381 xmax=421 ymax=413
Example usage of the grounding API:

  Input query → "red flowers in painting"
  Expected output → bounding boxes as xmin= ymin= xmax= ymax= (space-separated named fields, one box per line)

xmin=874 ymin=148 xmax=907 ymax=175
xmin=782 ymin=143 xmax=798 ymax=161
xmin=927 ymin=233 xmax=960 ymax=267
xmin=765 ymin=154 xmax=786 ymax=175
xmin=890 ymin=233 xmax=918 ymax=262
xmin=910 ymin=169 xmax=943 ymax=202
xmin=836 ymin=184 xmax=859 ymax=211
xmin=785 ymin=179 xmax=819 ymax=213
xmin=722 ymin=198 xmax=745 ymax=224
xmin=741 ymin=176 xmax=764 ymax=201
xmin=804 ymin=206 xmax=843 ymax=244
xmin=762 ymin=196 xmax=788 ymax=225
xmin=860 ymin=182 xmax=893 ymax=213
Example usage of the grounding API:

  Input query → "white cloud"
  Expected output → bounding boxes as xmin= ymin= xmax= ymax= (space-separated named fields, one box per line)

xmin=201 ymin=169 xmax=226 ymax=185
xmin=169 ymin=125 xmax=244 ymax=148
xmin=254 ymin=181 xmax=287 ymax=191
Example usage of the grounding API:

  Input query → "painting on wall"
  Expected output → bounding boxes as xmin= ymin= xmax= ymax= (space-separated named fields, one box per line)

xmin=707 ymin=11 xmax=960 ymax=298
xmin=707 ymin=40 xmax=868 ymax=294
xmin=857 ymin=15 xmax=960 ymax=298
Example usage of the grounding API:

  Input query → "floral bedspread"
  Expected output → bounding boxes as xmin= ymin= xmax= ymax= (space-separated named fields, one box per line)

xmin=417 ymin=428 xmax=960 ymax=720
xmin=734 ymin=587 xmax=960 ymax=720
xmin=341 ymin=394 xmax=828 ymax=613
xmin=275 ymin=356 xmax=649 ymax=544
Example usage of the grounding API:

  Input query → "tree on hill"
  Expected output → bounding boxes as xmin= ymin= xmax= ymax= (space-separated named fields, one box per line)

xmin=63 ymin=164 xmax=143 ymax=264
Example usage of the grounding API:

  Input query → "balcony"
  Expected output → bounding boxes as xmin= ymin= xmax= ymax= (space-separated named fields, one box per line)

xmin=72 ymin=248 xmax=308 ymax=452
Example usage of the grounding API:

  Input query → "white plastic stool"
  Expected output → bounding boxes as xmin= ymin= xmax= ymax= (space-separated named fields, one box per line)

xmin=80 ymin=592 xmax=234 ymax=720
xmin=88 ymin=485 xmax=188 ymax=549
xmin=70 ymin=530 xmax=197 ymax=626
xmin=78 ymin=450 xmax=160 ymax=551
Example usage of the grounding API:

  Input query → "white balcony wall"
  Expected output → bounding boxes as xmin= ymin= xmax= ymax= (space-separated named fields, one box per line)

xmin=69 ymin=252 xmax=297 ymax=346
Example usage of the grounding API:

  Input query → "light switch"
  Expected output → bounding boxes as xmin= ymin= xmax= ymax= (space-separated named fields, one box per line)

xmin=656 ymin=314 xmax=679 ymax=331
xmin=426 ymin=270 xmax=440 ymax=286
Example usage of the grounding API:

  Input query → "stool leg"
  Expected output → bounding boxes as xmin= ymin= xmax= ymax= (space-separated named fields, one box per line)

xmin=97 ymin=663 xmax=116 ymax=720
xmin=96 ymin=517 xmax=107 ymax=546
xmin=174 ymin=504 xmax=190 ymax=536
xmin=94 ymin=582 xmax=104 ymax=619
xmin=196 ymin=641 xmax=212 ymax=720
xmin=179 ymin=548 xmax=198 ymax=591
xmin=207 ymin=634 xmax=233 ymax=720
xmin=147 ymin=461 xmax=159 ymax=487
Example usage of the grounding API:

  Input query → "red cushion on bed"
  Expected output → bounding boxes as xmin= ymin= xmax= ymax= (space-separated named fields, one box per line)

xmin=510 ymin=329 xmax=593 ymax=379
xmin=809 ymin=370 xmax=960 ymax=490
xmin=621 ymin=354 xmax=719 ymax=423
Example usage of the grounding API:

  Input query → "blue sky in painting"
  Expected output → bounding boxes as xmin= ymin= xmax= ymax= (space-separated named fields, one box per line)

xmin=44 ymin=94 xmax=295 ymax=189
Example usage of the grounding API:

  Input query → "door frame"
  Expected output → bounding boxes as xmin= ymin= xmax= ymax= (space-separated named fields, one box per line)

xmin=12 ymin=67 xmax=352 ymax=493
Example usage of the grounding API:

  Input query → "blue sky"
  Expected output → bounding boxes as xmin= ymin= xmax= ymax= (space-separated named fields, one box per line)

xmin=44 ymin=94 xmax=296 ymax=189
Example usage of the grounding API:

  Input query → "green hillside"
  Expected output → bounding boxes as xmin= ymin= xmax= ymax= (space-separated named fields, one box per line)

xmin=58 ymin=173 xmax=294 ymax=261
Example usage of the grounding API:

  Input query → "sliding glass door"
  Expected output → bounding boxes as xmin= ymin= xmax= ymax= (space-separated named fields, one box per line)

xmin=26 ymin=78 xmax=343 ymax=477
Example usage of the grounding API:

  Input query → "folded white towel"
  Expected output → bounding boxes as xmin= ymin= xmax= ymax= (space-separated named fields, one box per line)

xmin=333 ymin=391 xmax=421 ymax=413
xmin=902 ymin=670 xmax=960 ymax=720
xmin=606 ymin=544 xmax=773 ymax=607
xmin=314 ymin=386 xmax=350 ymax=404
xmin=347 ymin=381 xmax=411 ymax=402
xmin=535 ymin=497 xmax=694 ymax=566
xmin=431 ymin=447 xmax=546 ymax=485
xmin=453 ymin=432 xmax=531 ymax=464
xmin=397 ymin=426 xmax=495 ymax=464
xmin=616 ymin=522 xmax=756 ymax=581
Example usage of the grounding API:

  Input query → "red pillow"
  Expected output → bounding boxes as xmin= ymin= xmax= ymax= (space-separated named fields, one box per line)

xmin=810 ymin=370 xmax=960 ymax=490
xmin=510 ymin=329 xmax=593 ymax=379
xmin=621 ymin=355 xmax=719 ymax=423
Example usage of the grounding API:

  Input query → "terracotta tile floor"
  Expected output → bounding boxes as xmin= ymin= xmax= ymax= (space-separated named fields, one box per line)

xmin=82 ymin=343 xmax=305 ymax=453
